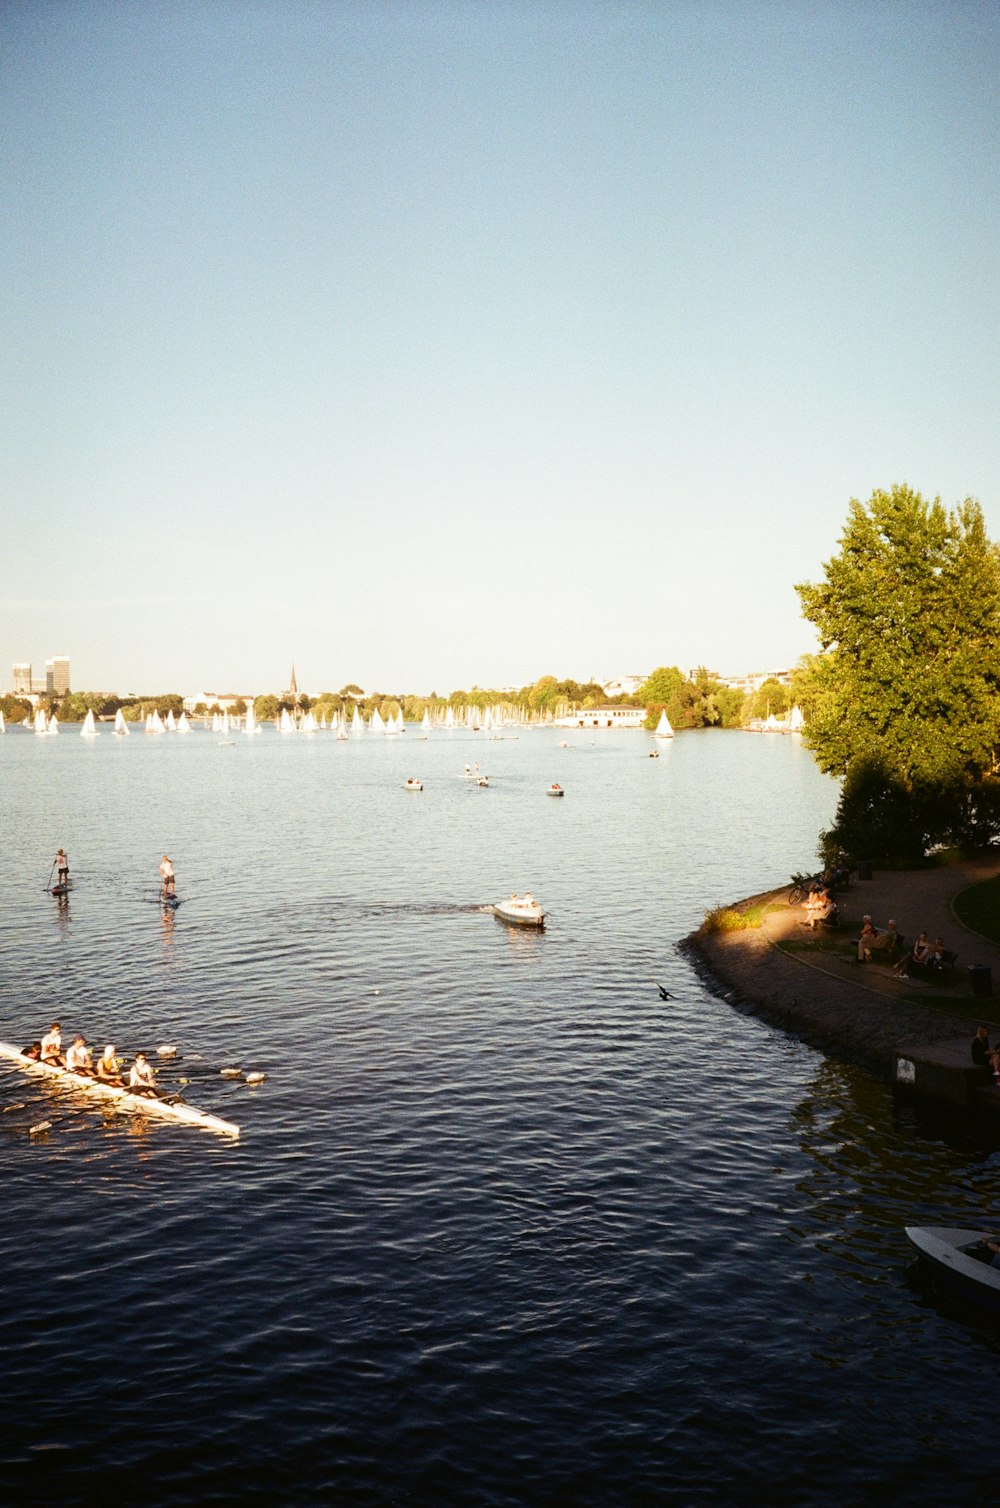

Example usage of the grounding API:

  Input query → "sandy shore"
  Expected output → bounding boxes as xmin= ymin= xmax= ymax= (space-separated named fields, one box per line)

xmin=683 ymin=854 xmax=1000 ymax=1083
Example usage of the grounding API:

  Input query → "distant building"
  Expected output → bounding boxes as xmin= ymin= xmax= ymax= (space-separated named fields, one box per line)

xmin=50 ymin=656 xmax=70 ymax=695
xmin=12 ymin=663 xmax=31 ymax=695
xmin=602 ymin=675 xmax=647 ymax=698
xmin=554 ymin=706 xmax=646 ymax=729
xmin=285 ymin=664 xmax=300 ymax=703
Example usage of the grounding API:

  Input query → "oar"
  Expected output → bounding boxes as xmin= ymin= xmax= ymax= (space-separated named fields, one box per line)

xmin=42 ymin=860 xmax=55 ymax=893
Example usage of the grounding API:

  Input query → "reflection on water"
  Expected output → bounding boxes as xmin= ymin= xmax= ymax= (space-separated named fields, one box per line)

xmin=1 ymin=729 xmax=998 ymax=1503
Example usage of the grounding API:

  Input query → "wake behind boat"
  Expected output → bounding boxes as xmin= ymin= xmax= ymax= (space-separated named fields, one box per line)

xmin=0 ymin=1041 xmax=240 ymax=1138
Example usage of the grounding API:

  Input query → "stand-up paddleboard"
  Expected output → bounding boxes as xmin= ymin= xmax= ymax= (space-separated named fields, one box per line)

xmin=161 ymin=895 xmax=181 ymax=910
xmin=49 ymin=884 xmax=72 ymax=896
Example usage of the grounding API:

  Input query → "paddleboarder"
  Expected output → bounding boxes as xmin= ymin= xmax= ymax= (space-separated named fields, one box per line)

xmin=159 ymin=855 xmax=176 ymax=900
xmin=55 ymin=848 xmax=69 ymax=890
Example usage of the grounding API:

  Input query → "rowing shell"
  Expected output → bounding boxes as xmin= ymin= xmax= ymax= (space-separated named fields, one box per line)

xmin=0 ymin=1041 xmax=240 ymax=1138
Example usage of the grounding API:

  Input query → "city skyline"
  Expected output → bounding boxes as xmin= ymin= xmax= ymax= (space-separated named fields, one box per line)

xmin=3 ymin=4 xmax=997 ymax=692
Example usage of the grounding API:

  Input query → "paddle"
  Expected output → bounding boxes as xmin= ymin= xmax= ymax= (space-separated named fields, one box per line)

xmin=42 ymin=859 xmax=55 ymax=893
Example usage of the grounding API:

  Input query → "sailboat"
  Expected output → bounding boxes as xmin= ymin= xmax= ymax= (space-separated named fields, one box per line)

xmin=280 ymin=708 xmax=296 ymax=734
xmin=371 ymin=708 xmax=386 ymax=733
xmin=245 ymin=702 xmax=259 ymax=735
xmin=47 ymin=714 xmax=59 ymax=735
xmin=34 ymin=708 xmax=47 ymax=735
xmin=788 ymin=705 xmax=805 ymax=732
xmin=177 ymin=712 xmax=190 ymax=734
xmin=150 ymin=709 xmax=165 ymax=734
xmin=211 ymin=711 xmax=222 ymax=733
xmin=165 ymin=709 xmax=176 ymax=732
xmin=445 ymin=706 xmax=455 ymax=730
xmin=81 ymin=709 xmax=98 ymax=738
xmin=301 ymin=710 xmax=318 ymax=733
xmin=114 ymin=708 xmax=129 ymax=736
xmin=0 ymin=710 xmax=5 ymax=733
xmin=351 ymin=707 xmax=363 ymax=735
xmin=654 ymin=710 xmax=674 ymax=739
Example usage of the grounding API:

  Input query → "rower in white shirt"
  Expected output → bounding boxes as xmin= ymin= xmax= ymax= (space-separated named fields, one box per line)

xmin=65 ymin=1035 xmax=93 ymax=1075
xmin=40 ymin=1023 xmax=64 ymax=1065
xmin=128 ymin=1052 xmax=157 ymax=1095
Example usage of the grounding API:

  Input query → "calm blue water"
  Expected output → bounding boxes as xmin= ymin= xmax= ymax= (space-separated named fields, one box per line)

xmin=2 ymin=726 xmax=998 ymax=1505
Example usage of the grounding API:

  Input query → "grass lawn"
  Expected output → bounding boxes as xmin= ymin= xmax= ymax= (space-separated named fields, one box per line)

xmin=953 ymin=875 xmax=1000 ymax=946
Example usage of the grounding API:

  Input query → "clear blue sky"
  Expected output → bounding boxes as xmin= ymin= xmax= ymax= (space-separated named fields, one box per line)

xmin=2 ymin=1 xmax=997 ymax=695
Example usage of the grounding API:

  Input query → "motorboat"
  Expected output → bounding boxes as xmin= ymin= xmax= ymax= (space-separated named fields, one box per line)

xmin=404 ymin=778 xmax=423 ymax=791
xmin=905 ymin=1225 xmax=1000 ymax=1310
xmin=547 ymin=783 xmax=564 ymax=797
xmin=476 ymin=775 xmax=489 ymax=787
xmin=493 ymin=892 xmax=545 ymax=929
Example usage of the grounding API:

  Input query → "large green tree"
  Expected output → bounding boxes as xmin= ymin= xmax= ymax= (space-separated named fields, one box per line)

xmin=797 ymin=484 xmax=1000 ymax=858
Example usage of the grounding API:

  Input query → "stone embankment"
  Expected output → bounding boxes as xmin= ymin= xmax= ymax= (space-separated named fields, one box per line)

xmin=683 ymin=854 xmax=1000 ymax=1110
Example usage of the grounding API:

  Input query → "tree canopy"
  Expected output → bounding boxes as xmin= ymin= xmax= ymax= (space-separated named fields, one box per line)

xmin=797 ymin=484 xmax=1000 ymax=859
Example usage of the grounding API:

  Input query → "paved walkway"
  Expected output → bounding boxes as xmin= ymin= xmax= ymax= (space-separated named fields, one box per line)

xmin=685 ymin=854 xmax=1000 ymax=1084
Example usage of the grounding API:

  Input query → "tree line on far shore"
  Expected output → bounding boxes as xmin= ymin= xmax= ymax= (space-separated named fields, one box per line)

xmin=1 ymin=671 xmax=805 ymax=734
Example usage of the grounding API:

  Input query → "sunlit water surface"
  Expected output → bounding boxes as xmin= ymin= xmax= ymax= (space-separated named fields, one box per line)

xmin=2 ymin=728 xmax=998 ymax=1505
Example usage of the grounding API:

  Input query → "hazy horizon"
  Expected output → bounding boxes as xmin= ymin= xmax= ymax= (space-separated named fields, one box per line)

xmin=4 ymin=3 xmax=997 ymax=692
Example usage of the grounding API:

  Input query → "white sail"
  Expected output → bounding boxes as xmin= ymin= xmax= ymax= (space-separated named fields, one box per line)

xmin=788 ymin=704 xmax=805 ymax=731
xmin=280 ymin=708 xmax=296 ymax=734
xmin=35 ymin=708 xmax=47 ymax=735
xmin=372 ymin=708 xmax=386 ymax=733
xmin=114 ymin=708 xmax=129 ymax=736
xmin=177 ymin=711 xmax=190 ymax=733
xmin=221 ymin=709 xmax=230 ymax=736
xmin=47 ymin=713 xmax=59 ymax=734
xmin=655 ymin=710 xmax=674 ymax=739
xmin=421 ymin=709 xmax=431 ymax=732
xmin=211 ymin=711 xmax=221 ymax=733
xmin=302 ymin=710 xmax=318 ymax=733
xmin=165 ymin=709 xmax=176 ymax=731
xmin=0 ymin=710 xmax=5 ymax=733
xmin=445 ymin=706 xmax=455 ymax=730
xmin=245 ymin=702 xmax=258 ymax=734
xmin=81 ymin=709 xmax=97 ymax=737
xmin=351 ymin=707 xmax=363 ymax=735
xmin=150 ymin=709 xmax=165 ymax=734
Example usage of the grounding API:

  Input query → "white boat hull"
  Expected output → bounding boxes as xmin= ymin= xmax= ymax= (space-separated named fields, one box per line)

xmin=905 ymin=1225 xmax=1000 ymax=1309
xmin=0 ymin=1041 xmax=240 ymax=1138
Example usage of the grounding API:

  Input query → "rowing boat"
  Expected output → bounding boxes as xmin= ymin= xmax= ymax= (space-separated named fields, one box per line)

xmin=0 ymin=1041 xmax=240 ymax=1138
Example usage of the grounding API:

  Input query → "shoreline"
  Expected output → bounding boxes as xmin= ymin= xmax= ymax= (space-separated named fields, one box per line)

xmin=681 ymin=858 xmax=1000 ymax=1106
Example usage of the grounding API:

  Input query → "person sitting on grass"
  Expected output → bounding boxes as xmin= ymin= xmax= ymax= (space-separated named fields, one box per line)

xmin=893 ymin=930 xmax=932 ymax=978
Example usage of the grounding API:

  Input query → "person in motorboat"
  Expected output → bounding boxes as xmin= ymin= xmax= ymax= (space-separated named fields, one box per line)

xmin=160 ymin=855 xmax=176 ymax=899
xmin=55 ymin=848 xmax=69 ymax=888
xmin=128 ymin=1052 xmax=158 ymax=1096
xmin=95 ymin=1044 xmax=124 ymax=1084
xmin=65 ymin=1035 xmax=94 ymax=1075
xmin=41 ymin=1023 xmax=64 ymax=1065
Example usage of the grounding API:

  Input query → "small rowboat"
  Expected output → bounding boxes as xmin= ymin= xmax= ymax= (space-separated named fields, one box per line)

xmin=404 ymin=778 xmax=423 ymax=791
xmin=493 ymin=892 xmax=545 ymax=929
xmin=0 ymin=1041 xmax=240 ymax=1138
xmin=905 ymin=1225 xmax=1000 ymax=1311
xmin=547 ymin=783 xmax=564 ymax=796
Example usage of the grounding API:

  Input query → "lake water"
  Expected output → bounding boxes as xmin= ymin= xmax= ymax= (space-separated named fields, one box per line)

xmin=2 ymin=725 xmax=998 ymax=1505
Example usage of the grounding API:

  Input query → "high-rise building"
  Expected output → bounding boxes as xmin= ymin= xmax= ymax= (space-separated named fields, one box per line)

xmin=12 ymin=663 xmax=31 ymax=694
xmin=50 ymin=656 xmax=70 ymax=695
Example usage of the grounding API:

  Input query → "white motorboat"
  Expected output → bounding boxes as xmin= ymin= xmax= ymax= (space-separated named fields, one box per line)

xmin=905 ymin=1226 xmax=1000 ymax=1311
xmin=493 ymin=892 xmax=545 ymax=929
xmin=547 ymin=783 xmax=564 ymax=797
xmin=404 ymin=778 xmax=423 ymax=791
xmin=0 ymin=1041 xmax=240 ymax=1138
